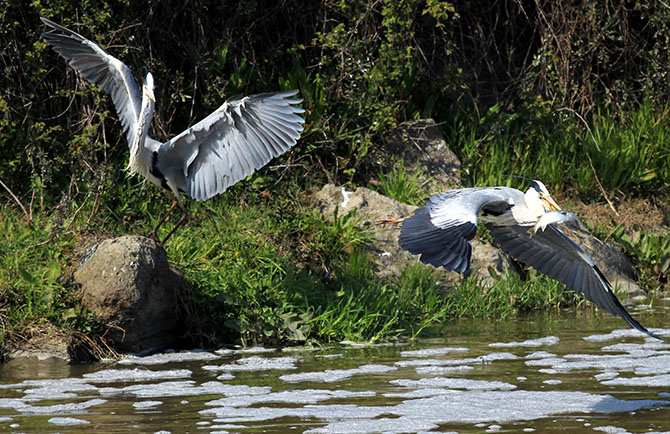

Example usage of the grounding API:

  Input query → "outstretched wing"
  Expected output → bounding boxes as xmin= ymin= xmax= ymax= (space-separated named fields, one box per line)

xmin=487 ymin=223 xmax=662 ymax=340
xmin=156 ymin=91 xmax=305 ymax=201
xmin=399 ymin=187 xmax=519 ymax=273
xmin=41 ymin=17 xmax=142 ymax=147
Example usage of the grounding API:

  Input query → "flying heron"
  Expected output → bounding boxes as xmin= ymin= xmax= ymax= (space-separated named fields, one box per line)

xmin=397 ymin=178 xmax=663 ymax=340
xmin=41 ymin=17 xmax=305 ymax=243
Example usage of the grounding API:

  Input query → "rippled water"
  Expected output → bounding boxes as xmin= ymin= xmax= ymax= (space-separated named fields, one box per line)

xmin=1 ymin=302 xmax=670 ymax=433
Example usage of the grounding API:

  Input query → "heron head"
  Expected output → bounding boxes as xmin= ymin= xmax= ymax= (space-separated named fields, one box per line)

xmin=142 ymin=70 xmax=156 ymax=102
xmin=506 ymin=175 xmax=562 ymax=211
xmin=528 ymin=179 xmax=561 ymax=211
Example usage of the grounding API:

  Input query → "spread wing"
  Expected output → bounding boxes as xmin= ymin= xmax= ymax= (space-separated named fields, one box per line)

xmin=156 ymin=91 xmax=304 ymax=201
xmin=41 ymin=17 xmax=142 ymax=147
xmin=487 ymin=223 xmax=662 ymax=340
xmin=399 ymin=187 xmax=520 ymax=273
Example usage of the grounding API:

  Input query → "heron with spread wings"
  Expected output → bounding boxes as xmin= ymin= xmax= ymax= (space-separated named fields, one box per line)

xmin=398 ymin=178 xmax=663 ymax=340
xmin=41 ymin=17 xmax=305 ymax=243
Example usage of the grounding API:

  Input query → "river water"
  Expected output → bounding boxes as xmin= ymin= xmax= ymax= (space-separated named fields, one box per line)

xmin=1 ymin=301 xmax=670 ymax=433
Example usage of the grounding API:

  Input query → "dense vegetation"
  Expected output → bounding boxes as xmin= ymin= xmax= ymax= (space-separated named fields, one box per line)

xmin=0 ymin=1 xmax=668 ymax=352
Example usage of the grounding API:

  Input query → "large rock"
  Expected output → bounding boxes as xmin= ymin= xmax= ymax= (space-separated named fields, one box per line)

xmin=74 ymin=236 xmax=183 ymax=353
xmin=562 ymin=221 xmax=643 ymax=296
xmin=379 ymin=118 xmax=462 ymax=191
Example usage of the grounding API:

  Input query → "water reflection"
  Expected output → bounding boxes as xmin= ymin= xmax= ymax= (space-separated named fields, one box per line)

xmin=1 ymin=305 xmax=670 ymax=433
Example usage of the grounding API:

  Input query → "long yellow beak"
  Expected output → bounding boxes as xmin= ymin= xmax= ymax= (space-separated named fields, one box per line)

xmin=143 ymin=84 xmax=156 ymax=102
xmin=541 ymin=194 xmax=561 ymax=211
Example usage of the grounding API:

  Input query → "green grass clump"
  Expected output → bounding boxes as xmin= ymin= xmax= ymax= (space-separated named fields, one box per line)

xmin=377 ymin=159 xmax=430 ymax=206
xmin=0 ymin=204 xmax=97 ymax=345
xmin=450 ymin=100 xmax=670 ymax=199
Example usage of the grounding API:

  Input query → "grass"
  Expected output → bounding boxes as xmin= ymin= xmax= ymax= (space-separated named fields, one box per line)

xmin=448 ymin=100 xmax=670 ymax=199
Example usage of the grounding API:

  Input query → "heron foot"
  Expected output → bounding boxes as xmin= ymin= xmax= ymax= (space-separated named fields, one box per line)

xmin=376 ymin=215 xmax=408 ymax=226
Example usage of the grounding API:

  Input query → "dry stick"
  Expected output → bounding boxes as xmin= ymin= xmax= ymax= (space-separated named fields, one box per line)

xmin=65 ymin=191 xmax=92 ymax=231
xmin=0 ymin=177 xmax=30 ymax=221
xmin=557 ymin=107 xmax=618 ymax=216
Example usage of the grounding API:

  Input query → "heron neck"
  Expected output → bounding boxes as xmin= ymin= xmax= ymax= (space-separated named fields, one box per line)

xmin=127 ymin=93 xmax=155 ymax=176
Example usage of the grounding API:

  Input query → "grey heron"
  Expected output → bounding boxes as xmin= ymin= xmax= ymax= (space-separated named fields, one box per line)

xmin=398 ymin=178 xmax=663 ymax=340
xmin=41 ymin=17 xmax=305 ymax=243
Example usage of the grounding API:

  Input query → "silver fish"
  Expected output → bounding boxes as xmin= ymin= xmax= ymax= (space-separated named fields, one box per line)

xmin=528 ymin=210 xmax=578 ymax=237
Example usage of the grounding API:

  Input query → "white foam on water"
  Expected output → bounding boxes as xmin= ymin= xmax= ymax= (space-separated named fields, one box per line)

xmin=200 ymin=391 xmax=668 ymax=433
xmin=215 ymin=373 xmax=235 ymax=381
xmin=595 ymin=372 xmax=619 ymax=381
xmin=395 ymin=352 xmax=518 ymax=368
xmin=304 ymin=416 xmax=439 ymax=434
xmin=48 ymin=417 xmax=90 ymax=426
xmin=486 ymin=424 xmax=502 ymax=432
xmin=208 ymin=356 xmax=298 ymax=372
xmin=280 ymin=364 xmax=396 ymax=383
xmin=601 ymin=342 xmax=670 ymax=353
xmin=234 ymin=346 xmax=276 ymax=354
xmin=601 ymin=374 xmax=670 ymax=387
xmin=583 ymin=329 xmax=670 ymax=342
xmin=525 ymin=351 xmax=556 ymax=359
xmin=1 ymin=378 xmax=96 ymax=399
xmin=83 ymin=368 xmax=192 ymax=382
xmin=205 ymin=389 xmax=375 ymax=408
xmin=391 ymin=391 xmax=667 ymax=423
xmin=98 ymin=381 xmax=269 ymax=399
xmin=526 ymin=350 xmax=670 ymax=375
xmin=118 ymin=350 xmax=219 ymax=365
xmin=0 ymin=417 xmax=11 ymax=422
xmin=592 ymin=427 xmax=630 ymax=433
xmin=399 ymin=347 xmax=469 ymax=358
xmin=19 ymin=398 xmax=108 ymax=415
xmin=414 ymin=365 xmax=474 ymax=375
xmin=133 ymin=400 xmax=162 ymax=409
xmin=390 ymin=377 xmax=516 ymax=391
xmin=489 ymin=336 xmax=559 ymax=348
xmin=543 ymin=379 xmax=562 ymax=385
xmin=383 ymin=388 xmax=458 ymax=399
xmin=204 ymin=403 xmax=391 ymax=423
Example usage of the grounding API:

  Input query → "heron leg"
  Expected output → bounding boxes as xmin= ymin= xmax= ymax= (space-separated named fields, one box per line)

xmin=150 ymin=199 xmax=178 ymax=241
xmin=160 ymin=201 xmax=189 ymax=245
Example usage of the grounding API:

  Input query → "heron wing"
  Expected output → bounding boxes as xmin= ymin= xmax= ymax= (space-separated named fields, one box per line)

xmin=399 ymin=187 xmax=519 ymax=273
xmin=41 ymin=17 xmax=142 ymax=147
xmin=156 ymin=91 xmax=304 ymax=201
xmin=487 ymin=223 xmax=661 ymax=339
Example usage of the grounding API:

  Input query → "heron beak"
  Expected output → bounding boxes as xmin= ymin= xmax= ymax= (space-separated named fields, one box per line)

xmin=143 ymin=84 xmax=156 ymax=102
xmin=541 ymin=194 xmax=561 ymax=211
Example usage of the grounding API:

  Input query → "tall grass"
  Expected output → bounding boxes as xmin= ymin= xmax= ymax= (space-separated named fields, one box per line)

xmin=450 ymin=100 xmax=669 ymax=198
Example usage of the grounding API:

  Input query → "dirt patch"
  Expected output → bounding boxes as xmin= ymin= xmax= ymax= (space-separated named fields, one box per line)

xmin=0 ymin=322 xmax=117 ymax=363
xmin=556 ymin=194 xmax=670 ymax=237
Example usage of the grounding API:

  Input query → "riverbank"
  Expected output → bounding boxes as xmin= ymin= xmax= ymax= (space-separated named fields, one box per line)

xmin=1 ymin=4 xmax=668 ymax=360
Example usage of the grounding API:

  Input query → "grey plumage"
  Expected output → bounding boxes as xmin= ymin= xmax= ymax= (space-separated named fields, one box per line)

xmin=41 ymin=17 xmax=305 ymax=242
xmin=399 ymin=184 xmax=662 ymax=340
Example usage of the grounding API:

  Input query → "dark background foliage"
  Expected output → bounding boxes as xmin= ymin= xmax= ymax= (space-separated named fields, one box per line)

xmin=2 ymin=0 xmax=668 ymax=208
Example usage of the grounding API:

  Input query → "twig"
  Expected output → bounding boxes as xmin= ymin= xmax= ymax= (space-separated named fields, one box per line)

xmin=586 ymin=152 xmax=618 ymax=216
xmin=65 ymin=191 xmax=92 ymax=231
xmin=0 ymin=177 xmax=30 ymax=221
